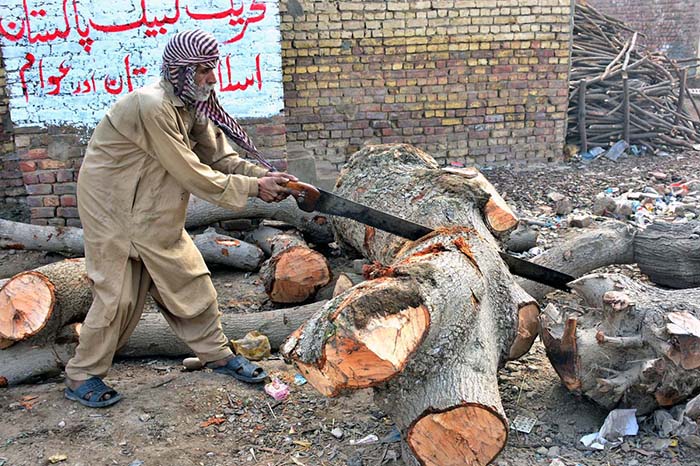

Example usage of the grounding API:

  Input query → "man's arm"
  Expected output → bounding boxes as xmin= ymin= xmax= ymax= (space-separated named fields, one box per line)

xmin=136 ymin=97 xmax=291 ymax=210
xmin=190 ymin=119 xmax=268 ymax=177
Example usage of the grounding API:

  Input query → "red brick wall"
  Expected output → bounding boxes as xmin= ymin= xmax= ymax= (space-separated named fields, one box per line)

xmin=280 ymin=0 xmax=574 ymax=183
xmin=587 ymin=0 xmax=700 ymax=59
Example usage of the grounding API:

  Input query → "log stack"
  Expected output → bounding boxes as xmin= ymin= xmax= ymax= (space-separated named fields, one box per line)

xmin=283 ymin=144 xmax=537 ymax=466
xmin=568 ymin=2 xmax=700 ymax=153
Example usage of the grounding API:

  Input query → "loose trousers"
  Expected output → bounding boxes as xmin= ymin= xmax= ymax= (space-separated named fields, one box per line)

xmin=65 ymin=257 xmax=232 ymax=381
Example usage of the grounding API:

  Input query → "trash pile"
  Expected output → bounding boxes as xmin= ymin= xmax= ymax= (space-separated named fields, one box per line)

xmin=568 ymin=2 xmax=700 ymax=154
xmin=591 ymin=172 xmax=700 ymax=228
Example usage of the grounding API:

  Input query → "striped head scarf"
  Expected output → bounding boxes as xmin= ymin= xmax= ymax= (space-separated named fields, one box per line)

xmin=161 ymin=29 xmax=274 ymax=170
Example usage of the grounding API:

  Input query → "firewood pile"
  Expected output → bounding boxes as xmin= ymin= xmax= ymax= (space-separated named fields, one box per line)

xmin=568 ymin=2 xmax=700 ymax=154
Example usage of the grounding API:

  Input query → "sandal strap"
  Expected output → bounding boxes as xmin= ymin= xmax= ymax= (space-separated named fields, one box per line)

xmin=228 ymin=355 xmax=262 ymax=378
xmin=73 ymin=376 xmax=117 ymax=402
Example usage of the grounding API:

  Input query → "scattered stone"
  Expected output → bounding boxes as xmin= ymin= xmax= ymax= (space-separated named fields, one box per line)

xmin=331 ymin=427 xmax=344 ymax=439
xmin=547 ymin=446 xmax=560 ymax=457
xmin=593 ymin=194 xmax=616 ymax=216
xmin=548 ymin=192 xmax=573 ymax=215
xmin=536 ymin=446 xmax=549 ymax=455
xmin=506 ymin=224 xmax=538 ymax=253
xmin=569 ymin=214 xmax=593 ymax=228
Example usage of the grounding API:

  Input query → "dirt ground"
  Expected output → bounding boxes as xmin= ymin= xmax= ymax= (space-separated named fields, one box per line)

xmin=2 ymin=151 xmax=700 ymax=466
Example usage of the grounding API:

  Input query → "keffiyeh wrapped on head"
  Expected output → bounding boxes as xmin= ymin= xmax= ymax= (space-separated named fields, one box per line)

xmin=161 ymin=29 xmax=273 ymax=170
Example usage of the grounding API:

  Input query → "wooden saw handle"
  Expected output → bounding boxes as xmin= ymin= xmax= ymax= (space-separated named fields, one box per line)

xmin=285 ymin=181 xmax=321 ymax=212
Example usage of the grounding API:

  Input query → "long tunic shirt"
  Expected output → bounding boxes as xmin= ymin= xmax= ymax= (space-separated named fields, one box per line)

xmin=77 ymin=79 xmax=268 ymax=328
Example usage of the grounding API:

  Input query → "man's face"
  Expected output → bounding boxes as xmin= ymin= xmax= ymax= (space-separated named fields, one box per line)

xmin=193 ymin=65 xmax=217 ymax=102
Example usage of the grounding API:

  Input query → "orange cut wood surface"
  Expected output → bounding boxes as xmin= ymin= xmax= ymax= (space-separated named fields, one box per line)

xmin=295 ymin=305 xmax=430 ymax=396
xmin=484 ymin=198 xmax=518 ymax=233
xmin=271 ymin=247 xmax=331 ymax=303
xmin=0 ymin=272 xmax=55 ymax=340
xmin=409 ymin=405 xmax=507 ymax=466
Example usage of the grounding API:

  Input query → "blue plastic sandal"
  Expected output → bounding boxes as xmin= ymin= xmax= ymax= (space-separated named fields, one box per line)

xmin=213 ymin=355 xmax=267 ymax=384
xmin=64 ymin=376 xmax=123 ymax=408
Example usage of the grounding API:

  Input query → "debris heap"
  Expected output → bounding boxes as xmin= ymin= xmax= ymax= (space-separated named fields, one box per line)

xmin=568 ymin=3 xmax=700 ymax=154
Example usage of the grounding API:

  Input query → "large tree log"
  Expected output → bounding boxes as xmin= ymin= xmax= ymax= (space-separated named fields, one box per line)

xmin=0 ymin=219 xmax=264 ymax=271
xmin=541 ymin=273 xmax=700 ymax=415
xmin=0 ymin=257 xmax=326 ymax=385
xmin=246 ymin=225 xmax=331 ymax=303
xmin=283 ymin=144 xmax=537 ymax=466
xmin=186 ymin=196 xmax=333 ymax=244
xmin=518 ymin=220 xmax=700 ymax=301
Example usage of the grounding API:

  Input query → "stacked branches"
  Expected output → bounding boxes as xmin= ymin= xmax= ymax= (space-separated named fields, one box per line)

xmin=568 ymin=3 xmax=700 ymax=153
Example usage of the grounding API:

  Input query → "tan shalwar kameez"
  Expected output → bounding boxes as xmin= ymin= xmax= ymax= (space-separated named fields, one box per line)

xmin=65 ymin=79 xmax=268 ymax=381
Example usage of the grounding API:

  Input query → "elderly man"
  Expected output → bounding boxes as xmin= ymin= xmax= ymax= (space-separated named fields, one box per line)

xmin=64 ymin=29 xmax=294 ymax=407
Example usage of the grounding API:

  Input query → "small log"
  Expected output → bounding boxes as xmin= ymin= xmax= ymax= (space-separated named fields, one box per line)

xmin=186 ymin=196 xmax=333 ymax=244
xmin=332 ymin=272 xmax=364 ymax=298
xmin=192 ymin=227 xmax=264 ymax=271
xmin=0 ymin=219 xmax=265 ymax=271
xmin=541 ymin=273 xmax=700 ymax=414
xmin=0 ymin=272 xmax=55 ymax=340
xmin=248 ymin=225 xmax=332 ymax=304
xmin=0 ymin=259 xmax=91 ymax=345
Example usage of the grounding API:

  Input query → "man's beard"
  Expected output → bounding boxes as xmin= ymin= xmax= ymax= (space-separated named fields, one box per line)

xmin=193 ymin=82 xmax=215 ymax=102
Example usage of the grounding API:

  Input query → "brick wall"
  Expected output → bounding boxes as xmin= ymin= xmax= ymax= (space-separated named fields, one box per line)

xmin=588 ymin=0 xmax=700 ymax=60
xmin=0 ymin=48 xmax=23 ymax=206
xmin=280 ymin=0 xmax=573 ymax=183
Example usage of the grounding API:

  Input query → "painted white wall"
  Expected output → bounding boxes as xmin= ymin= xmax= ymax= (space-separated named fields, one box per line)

xmin=0 ymin=0 xmax=283 ymax=127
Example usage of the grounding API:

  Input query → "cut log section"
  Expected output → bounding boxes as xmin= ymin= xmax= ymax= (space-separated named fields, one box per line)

xmin=0 ymin=272 xmax=55 ymax=340
xmin=192 ymin=227 xmax=264 ymax=271
xmin=541 ymin=273 xmax=700 ymax=415
xmin=248 ymin=225 xmax=332 ymax=303
xmin=0 ymin=219 xmax=264 ymax=271
xmin=283 ymin=144 xmax=538 ymax=466
xmin=186 ymin=196 xmax=333 ymax=244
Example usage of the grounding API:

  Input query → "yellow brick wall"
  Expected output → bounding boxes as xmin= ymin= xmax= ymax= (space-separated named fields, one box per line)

xmin=281 ymin=0 xmax=573 ymax=179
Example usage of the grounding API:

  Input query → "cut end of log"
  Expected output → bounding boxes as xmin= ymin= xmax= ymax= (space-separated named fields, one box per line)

xmin=293 ymin=302 xmax=431 ymax=397
xmin=484 ymin=198 xmax=518 ymax=234
xmin=408 ymin=404 xmax=508 ymax=466
xmin=508 ymin=303 xmax=540 ymax=360
xmin=269 ymin=246 xmax=331 ymax=303
xmin=0 ymin=272 xmax=56 ymax=340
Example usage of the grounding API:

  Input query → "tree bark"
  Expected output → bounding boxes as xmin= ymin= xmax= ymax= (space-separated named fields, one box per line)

xmin=541 ymin=273 xmax=700 ymax=415
xmin=634 ymin=221 xmax=700 ymax=288
xmin=282 ymin=144 xmax=536 ymax=466
xmin=246 ymin=225 xmax=332 ymax=303
xmin=0 ymin=219 xmax=265 ymax=271
xmin=186 ymin=196 xmax=333 ymax=244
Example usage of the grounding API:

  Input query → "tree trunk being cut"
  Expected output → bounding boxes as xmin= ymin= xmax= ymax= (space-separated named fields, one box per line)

xmin=0 ymin=219 xmax=264 ymax=271
xmin=540 ymin=273 xmax=700 ymax=415
xmin=283 ymin=144 xmax=537 ymax=466
xmin=247 ymin=225 xmax=332 ymax=303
